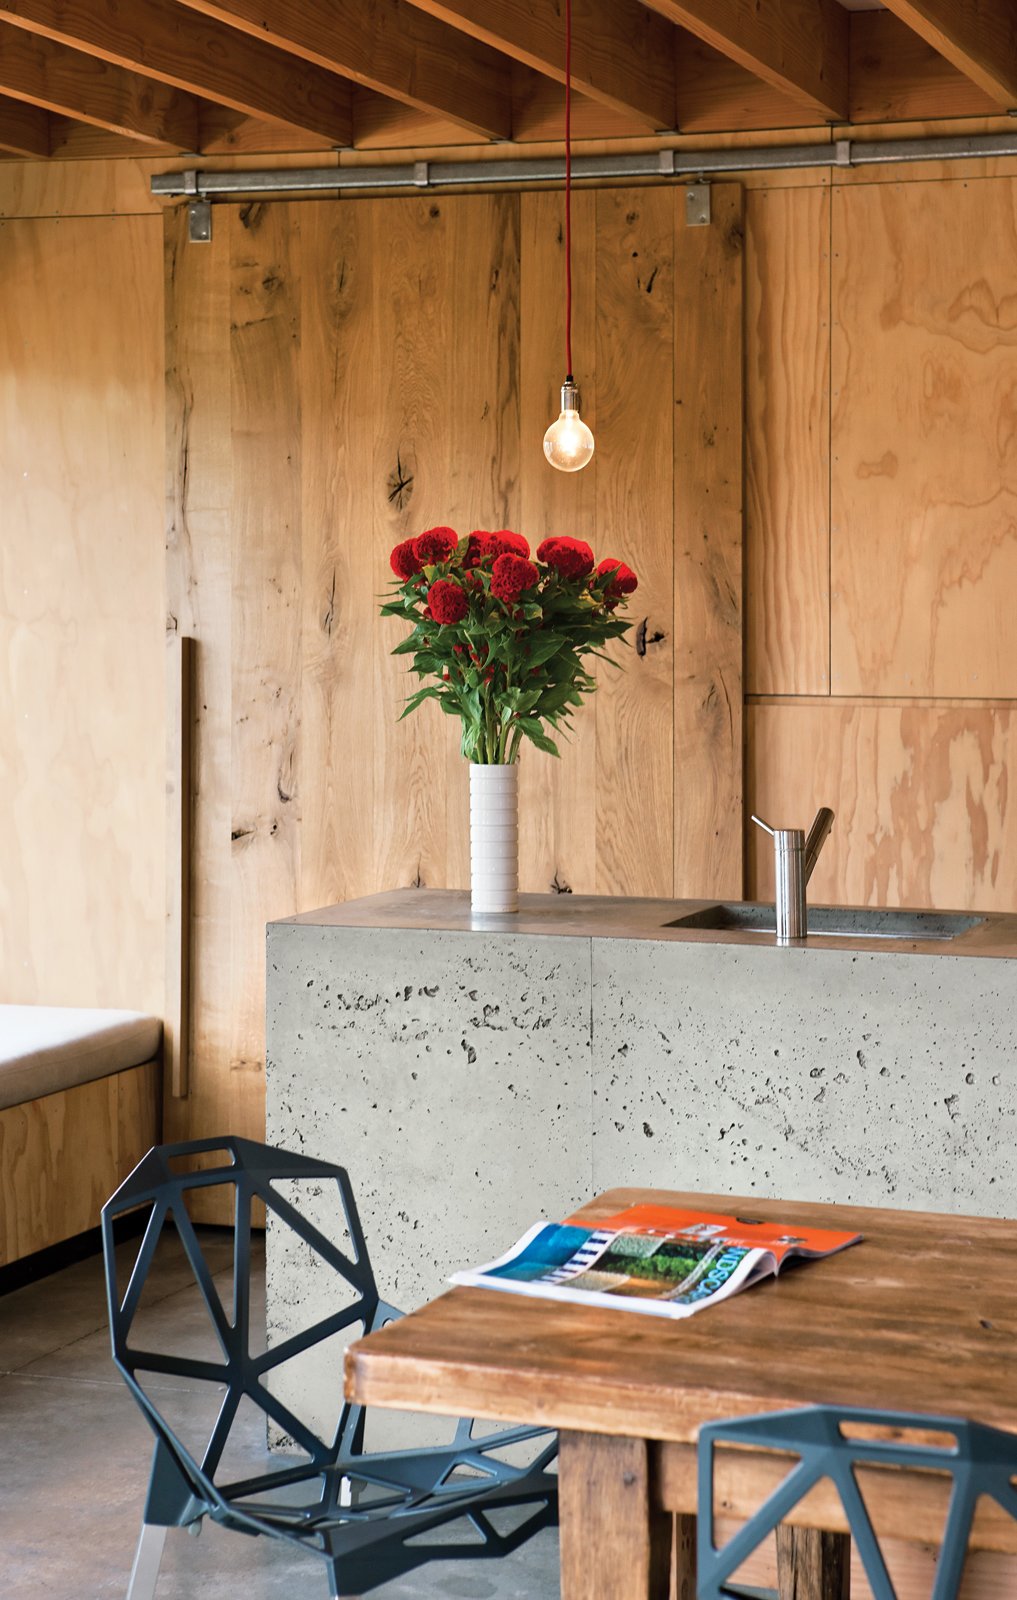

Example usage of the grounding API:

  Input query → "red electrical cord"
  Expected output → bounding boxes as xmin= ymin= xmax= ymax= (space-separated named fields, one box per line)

xmin=564 ymin=0 xmax=572 ymax=379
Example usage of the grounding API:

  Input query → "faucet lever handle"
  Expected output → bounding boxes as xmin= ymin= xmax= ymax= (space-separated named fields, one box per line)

xmin=804 ymin=806 xmax=835 ymax=883
xmin=750 ymin=813 xmax=776 ymax=838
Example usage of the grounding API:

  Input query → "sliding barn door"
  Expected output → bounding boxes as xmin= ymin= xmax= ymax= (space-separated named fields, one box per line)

xmin=164 ymin=188 xmax=744 ymax=1165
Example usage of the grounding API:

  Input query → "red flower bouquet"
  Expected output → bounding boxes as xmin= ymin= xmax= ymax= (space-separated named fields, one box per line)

xmin=381 ymin=527 xmax=639 ymax=764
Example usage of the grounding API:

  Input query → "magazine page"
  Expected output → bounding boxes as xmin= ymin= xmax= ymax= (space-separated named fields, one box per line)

xmin=449 ymin=1220 xmax=777 ymax=1320
xmin=585 ymin=1205 xmax=862 ymax=1268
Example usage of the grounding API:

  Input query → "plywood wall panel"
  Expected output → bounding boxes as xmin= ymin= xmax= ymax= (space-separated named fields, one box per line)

xmin=0 ymin=156 xmax=165 ymax=218
xmin=593 ymin=187 xmax=674 ymax=898
xmin=518 ymin=190 xmax=600 ymax=898
xmin=0 ymin=214 xmax=164 ymax=1011
xmin=748 ymin=700 xmax=1017 ymax=912
xmin=831 ymin=178 xmax=1017 ymax=698
xmin=745 ymin=186 xmax=831 ymax=695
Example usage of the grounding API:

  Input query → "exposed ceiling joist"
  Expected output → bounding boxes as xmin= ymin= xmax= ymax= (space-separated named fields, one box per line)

xmin=0 ymin=20 xmax=197 ymax=143
xmin=2 ymin=0 xmax=1014 ymax=167
xmin=642 ymin=0 xmax=849 ymax=121
xmin=878 ymin=0 xmax=1017 ymax=106
xmin=850 ymin=10 xmax=999 ymax=122
xmin=47 ymin=111 xmax=180 ymax=153
xmin=174 ymin=0 xmax=515 ymax=140
xmin=199 ymin=105 xmax=344 ymax=155
xmin=674 ymin=31 xmax=818 ymax=132
xmin=0 ymin=0 xmax=353 ymax=145
xmin=402 ymin=0 xmax=676 ymax=130
xmin=0 ymin=86 xmax=47 ymax=151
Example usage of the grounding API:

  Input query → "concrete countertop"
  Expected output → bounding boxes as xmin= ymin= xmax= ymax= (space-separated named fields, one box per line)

xmin=276 ymin=888 xmax=1017 ymax=959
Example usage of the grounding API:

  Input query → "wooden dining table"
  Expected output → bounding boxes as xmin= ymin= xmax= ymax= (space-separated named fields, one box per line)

xmin=344 ymin=1187 xmax=1017 ymax=1600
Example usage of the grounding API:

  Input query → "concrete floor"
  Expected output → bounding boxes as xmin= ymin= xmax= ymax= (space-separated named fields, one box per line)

xmin=0 ymin=1232 xmax=559 ymax=1599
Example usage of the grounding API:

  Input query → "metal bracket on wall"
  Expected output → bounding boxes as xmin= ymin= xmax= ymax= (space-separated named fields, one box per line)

xmin=685 ymin=183 xmax=711 ymax=227
xmin=188 ymin=199 xmax=212 ymax=243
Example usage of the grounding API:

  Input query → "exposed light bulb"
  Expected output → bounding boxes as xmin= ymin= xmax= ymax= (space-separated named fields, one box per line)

xmin=543 ymin=378 xmax=595 ymax=473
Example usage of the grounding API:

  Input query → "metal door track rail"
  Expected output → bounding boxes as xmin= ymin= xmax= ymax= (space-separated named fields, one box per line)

xmin=152 ymin=131 xmax=1017 ymax=240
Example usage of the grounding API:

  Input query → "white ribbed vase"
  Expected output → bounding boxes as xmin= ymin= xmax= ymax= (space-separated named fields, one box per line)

xmin=469 ymin=762 xmax=519 ymax=915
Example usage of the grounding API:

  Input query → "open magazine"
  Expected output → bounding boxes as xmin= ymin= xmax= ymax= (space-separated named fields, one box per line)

xmin=449 ymin=1203 xmax=862 ymax=1321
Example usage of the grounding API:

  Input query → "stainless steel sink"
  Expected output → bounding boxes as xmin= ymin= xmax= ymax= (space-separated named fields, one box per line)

xmin=664 ymin=903 xmax=985 ymax=941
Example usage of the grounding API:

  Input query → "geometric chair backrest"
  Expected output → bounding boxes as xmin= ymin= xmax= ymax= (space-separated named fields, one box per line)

xmin=101 ymin=1136 xmax=383 ymax=1540
xmin=697 ymin=1404 xmax=1017 ymax=1600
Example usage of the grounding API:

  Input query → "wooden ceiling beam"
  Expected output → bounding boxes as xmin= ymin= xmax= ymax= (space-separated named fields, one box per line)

xmin=174 ymin=0 xmax=514 ymax=140
xmin=401 ymin=0 xmax=676 ymax=129
xmin=643 ymin=0 xmax=849 ymax=121
xmin=0 ymin=21 xmax=197 ymax=144
xmin=0 ymin=86 xmax=47 ymax=150
xmin=0 ymin=0 xmax=352 ymax=145
xmin=878 ymin=0 xmax=1017 ymax=106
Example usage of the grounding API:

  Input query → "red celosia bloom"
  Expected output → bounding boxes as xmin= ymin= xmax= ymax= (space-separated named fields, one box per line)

xmin=464 ymin=529 xmax=531 ymax=566
xmin=463 ymin=531 xmax=488 ymax=568
xmin=390 ymin=538 xmax=421 ymax=580
xmin=597 ymin=557 xmax=638 ymax=597
xmin=427 ymin=579 xmax=469 ymax=625
xmin=489 ymin=530 xmax=530 ymax=558
xmin=414 ymin=526 xmax=458 ymax=565
xmin=490 ymin=553 xmax=540 ymax=603
xmin=537 ymin=536 xmax=595 ymax=581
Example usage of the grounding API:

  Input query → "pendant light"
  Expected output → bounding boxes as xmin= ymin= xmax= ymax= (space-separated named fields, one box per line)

xmin=543 ymin=0 xmax=594 ymax=473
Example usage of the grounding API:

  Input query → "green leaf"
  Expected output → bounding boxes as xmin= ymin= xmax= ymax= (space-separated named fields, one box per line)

xmin=524 ymin=632 xmax=567 ymax=668
xmin=398 ymin=685 xmax=442 ymax=719
xmin=517 ymin=717 xmax=560 ymax=757
xmin=535 ymin=681 xmax=575 ymax=715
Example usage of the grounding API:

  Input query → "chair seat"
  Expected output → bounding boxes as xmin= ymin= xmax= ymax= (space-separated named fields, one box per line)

xmin=0 ymin=1005 xmax=161 ymax=1109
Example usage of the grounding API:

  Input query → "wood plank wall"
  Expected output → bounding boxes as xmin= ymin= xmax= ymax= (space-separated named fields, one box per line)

xmin=3 ymin=147 xmax=1016 ymax=1154
xmin=0 ymin=212 xmax=165 ymax=1012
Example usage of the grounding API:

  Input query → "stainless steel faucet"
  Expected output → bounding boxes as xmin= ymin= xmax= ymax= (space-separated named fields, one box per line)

xmin=750 ymin=808 xmax=835 ymax=942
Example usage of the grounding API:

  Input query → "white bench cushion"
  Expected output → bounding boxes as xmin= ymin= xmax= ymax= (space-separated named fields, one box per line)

xmin=0 ymin=1005 xmax=162 ymax=1111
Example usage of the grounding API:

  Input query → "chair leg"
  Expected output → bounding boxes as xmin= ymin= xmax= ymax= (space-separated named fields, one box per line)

xmin=126 ymin=1523 xmax=167 ymax=1600
xmin=325 ymin=1554 xmax=342 ymax=1600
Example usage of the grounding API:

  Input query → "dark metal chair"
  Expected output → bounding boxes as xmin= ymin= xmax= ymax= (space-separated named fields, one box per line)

xmin=697 ymin=1404 xmax=1017 ymax=1600
xmin=102 ymin=1136 xmax=557 ymax=1599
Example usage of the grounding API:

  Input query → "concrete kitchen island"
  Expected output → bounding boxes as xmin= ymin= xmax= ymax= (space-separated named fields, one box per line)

xmin=266 ymin=890 xmax=1017 ymax=1365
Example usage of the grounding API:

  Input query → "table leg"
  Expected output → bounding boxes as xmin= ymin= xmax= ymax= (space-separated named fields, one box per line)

xmin=672 ymin=1506 xmax=698 ymax=1600
xmin=775 ymin=1525 xmax=851 ymax=1600
xmin=559 ymin=1431 xmax=679 ymax=1600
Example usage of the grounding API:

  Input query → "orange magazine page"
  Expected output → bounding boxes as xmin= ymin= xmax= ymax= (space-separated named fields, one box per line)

xmin=572 ymin=1204 xmax=861 ymax=1266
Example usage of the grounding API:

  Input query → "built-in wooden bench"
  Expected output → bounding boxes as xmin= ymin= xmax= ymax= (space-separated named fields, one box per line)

xmin=0 ymin=1006 xmax=162 ymax=1267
